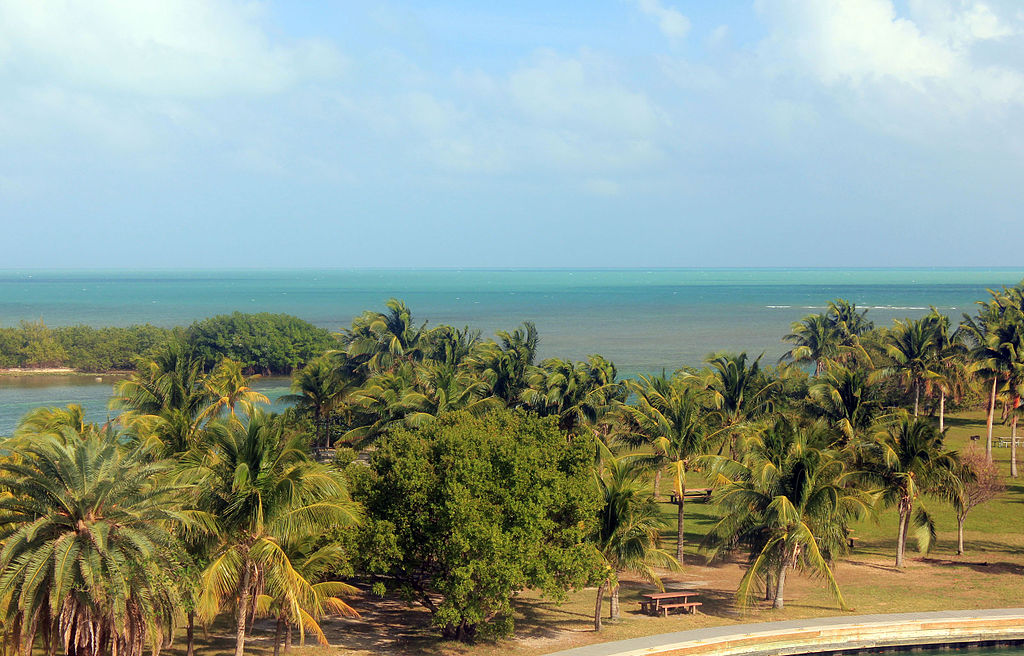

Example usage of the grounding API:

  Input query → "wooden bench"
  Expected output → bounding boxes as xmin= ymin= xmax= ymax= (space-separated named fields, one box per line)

xmin=659 ymin=601 xmax=702 ymax=616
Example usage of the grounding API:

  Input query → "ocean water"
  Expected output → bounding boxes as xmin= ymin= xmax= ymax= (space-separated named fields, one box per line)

xmin=2 ymin=268 xmax=1023 ymax=435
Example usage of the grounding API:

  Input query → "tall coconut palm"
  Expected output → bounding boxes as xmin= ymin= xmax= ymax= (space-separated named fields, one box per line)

xmin=877 ymin=318 xmax=939 ymax=417
xmin=0 ymin=430 xmax=188 ymax=656
xmin=621 ymin=375 xmax=712 ymax=563
xmin=961 ymin=286 xmax=1024 ymax=460
xmin=856 ymin=416 xmax=960 ymax=567
xmin=593 ymin=457 xmax=679 ymax=630
xmin=705 ymin=417 xmax=867 ymax=609
xmin=185 ymin=412 xmax=361 ymax=656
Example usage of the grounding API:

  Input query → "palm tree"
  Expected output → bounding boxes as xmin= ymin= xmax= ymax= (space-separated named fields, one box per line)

xmin=877 ymin=318 xmax=939 ymax=416
xmin=342 ymin=299 xmax=432 ymax=374
xmin=255 ymin=537 xmax=359 ymax=656
xmin=827 ymin=298 xmax=873 ymax=338
xmin=808 ymin=364 xmax=878 ymax=444
xmin=200 ymin=358 xmax=269 ymax=422
xmin=961 ymin=286 xmax=1024 ymax=460
xmin=782 ymin=314 xmax=842 ymax=376
xmin=282 ymin=355 xmax=356 ymax=448
xmin=621 ymin=375 xmax=711 ymax=563
xmin=856 ymin=416 xmax=960 ymax=567
xmin=185 ymin=412 xmax=361 ymax=656
xmin=705 ymin=417 xmax=867 ymax=609
xmin=700 ymin=352 xmax=775 ymax=456
xmin=522 ymin=356 xmax=622 ymax=437
xmin=0 ymin=429 xmax=188 ymax=656
xmin=111 ymin=342 xmax=212 ymax=456
xmin=12 ymin=403 xmax=94 ymax=444
xmin=593 ymin=457 xmax=679 ymax=630
xmin=464 ymin=322 xmax=539 ymax=405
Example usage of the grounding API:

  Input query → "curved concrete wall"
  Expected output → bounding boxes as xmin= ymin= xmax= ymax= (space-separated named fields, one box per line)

xmin=546 ymin=609 xmax=1024 ymax=656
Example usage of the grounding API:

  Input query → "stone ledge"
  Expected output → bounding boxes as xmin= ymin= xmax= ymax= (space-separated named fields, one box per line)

xmin=545 ymin=609 xmax=1024 ymax=656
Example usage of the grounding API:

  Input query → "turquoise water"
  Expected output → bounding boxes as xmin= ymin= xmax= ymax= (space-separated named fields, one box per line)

xmin=2 ymin=268 xmax=1023 ymax=434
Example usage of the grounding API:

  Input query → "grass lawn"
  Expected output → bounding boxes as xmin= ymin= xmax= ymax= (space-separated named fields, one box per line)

xmin=172 ymin=411 xmax=1024 ymax=656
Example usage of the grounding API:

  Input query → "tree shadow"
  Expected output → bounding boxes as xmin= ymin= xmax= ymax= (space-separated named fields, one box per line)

xmin=916 ymin=556 xmax=1024 ymax=576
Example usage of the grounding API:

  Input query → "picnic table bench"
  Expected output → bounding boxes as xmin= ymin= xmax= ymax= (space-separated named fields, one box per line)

xmin=669 ymin=488 xmax=713 ymax=504
xmin=639 ymin=590 xmax=702 ymax=617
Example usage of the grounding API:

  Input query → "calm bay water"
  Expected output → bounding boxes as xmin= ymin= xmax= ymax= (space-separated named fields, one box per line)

xmin=2 ymin=268 xmax=1023 ymax=435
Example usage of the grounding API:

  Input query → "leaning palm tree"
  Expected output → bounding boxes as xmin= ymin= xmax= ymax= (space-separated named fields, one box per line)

xmin=184 ymin=412 xmax=361 ymax=656
xmin=856 ymin=416 xmax=960 ymax=567
xmin=593 ymin=456 xmax=679 ymax=630
xmin=705 ymin=417 xmax=868 ymax=609
xmin=0 ymin=429 xmax=188 ymax=656
xmin=621 ymin=375 xmax=712 ymax=563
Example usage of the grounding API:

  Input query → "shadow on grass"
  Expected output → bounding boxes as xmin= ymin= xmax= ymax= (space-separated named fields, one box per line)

xmin=916 ymin=556 xmax=1024 ymax=576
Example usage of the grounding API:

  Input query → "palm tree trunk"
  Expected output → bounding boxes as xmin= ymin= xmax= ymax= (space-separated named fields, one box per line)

xmin=273 ymin=615 xmax=285 ymax=656
xmin=957 ymin=513 xmax=966 ymax=556
xmin=895 ymin=503 xmax=910 ymax=567
xmin=764 ymin=570 xmax=774 ymax=601
xmin=986 ymin=377 xmax=997 ymax=461
xmin=773 ymin=560 xmax=788 ymax=609
xmin=1012 ymin=412 xmax=1018 ymax=478
xmin=234 ymin=561 xmax=252 ymax=656
xmin=610 ymin=584 xmax=620 ymax=619
xmin=676 ymin=489 xmax=686 ymax=565
xmin=594 ymin=581 xmax=607 ymax=631
xmin=653 ymin=468 xmax=662 ymax=499
xmin=186 ymin=611 xmax=195 ymax=656
xmin=285 ymin=623 xmax=292 ymax=654
xmin=914 ymin=379 xmax=920 ymax=417
xmin=939 ymin=389 xmax=945 ymax=433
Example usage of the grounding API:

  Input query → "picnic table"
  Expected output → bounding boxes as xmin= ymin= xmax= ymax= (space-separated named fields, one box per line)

xmin=669 ymin=488 xmax=713 ymax=504
xmin=995 ymin=437 xmax=1023 ymax=448
xmin=639 ymin=590 xmax=702 ymax=617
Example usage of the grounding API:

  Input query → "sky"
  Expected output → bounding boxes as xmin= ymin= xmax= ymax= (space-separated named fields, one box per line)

xmin=0 ymin=0 xmax=1022 ymax=268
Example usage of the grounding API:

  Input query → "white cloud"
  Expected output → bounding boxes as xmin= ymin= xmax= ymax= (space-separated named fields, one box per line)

xmin=633 ymin=0 xmax=691 ymax=42
xmin=755 ymin=0 xmax=1024 ymax=112
xmin=0 ymin=0 xmax=344 ymax=97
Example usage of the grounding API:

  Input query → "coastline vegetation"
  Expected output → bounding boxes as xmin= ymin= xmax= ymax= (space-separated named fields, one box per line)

xmin=2 ymin=287 xmax=1024 ymax=655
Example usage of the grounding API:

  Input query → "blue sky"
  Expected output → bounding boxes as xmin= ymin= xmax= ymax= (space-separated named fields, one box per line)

xmin=1 ymin=0 xmax=1022 ymax=268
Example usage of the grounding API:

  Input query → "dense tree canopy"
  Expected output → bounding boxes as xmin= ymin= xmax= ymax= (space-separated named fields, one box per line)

xmin=353 ymin=409 xmax=600 ymax=640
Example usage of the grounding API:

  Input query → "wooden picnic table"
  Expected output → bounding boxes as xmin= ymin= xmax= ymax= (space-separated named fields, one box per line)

xmin=995 ymin=436 xmax=1023 ymax=448
xmin=639 ymin=590 xmax=702 ymax=617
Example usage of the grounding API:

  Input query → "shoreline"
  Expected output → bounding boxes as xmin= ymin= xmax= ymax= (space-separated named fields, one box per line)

xmin=0 ymin=368 xmax=130 ymax=378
